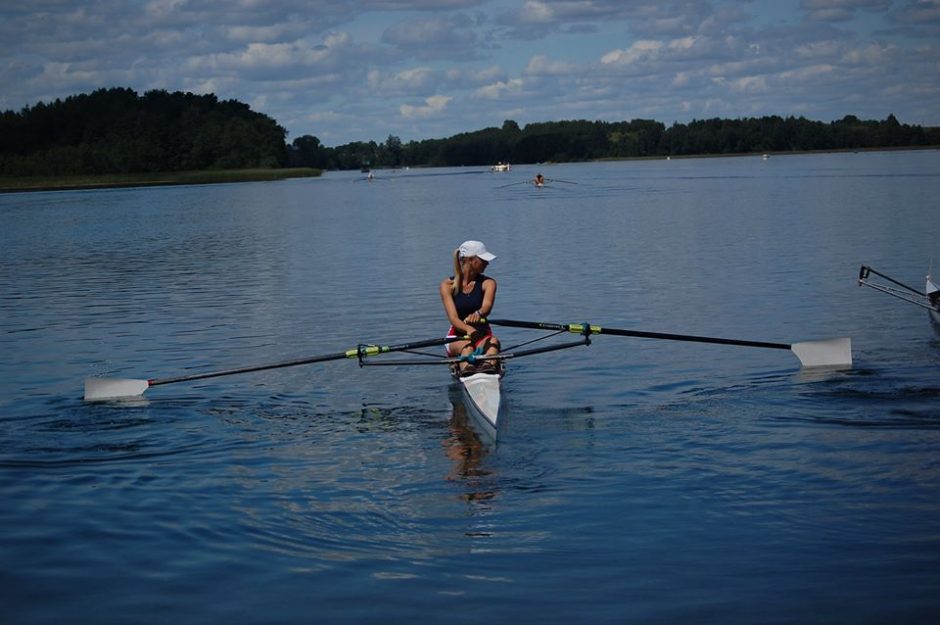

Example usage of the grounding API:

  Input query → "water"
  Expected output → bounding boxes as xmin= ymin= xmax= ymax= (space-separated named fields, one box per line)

xmin=2 ymin=151 xmax=940 ymax=624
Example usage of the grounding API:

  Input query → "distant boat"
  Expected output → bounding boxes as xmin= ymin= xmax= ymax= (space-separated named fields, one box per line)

xmin=491 ymin=162 xmax=511 ymax=172
xmin=762 ymin=153 xmax=770 ymax=160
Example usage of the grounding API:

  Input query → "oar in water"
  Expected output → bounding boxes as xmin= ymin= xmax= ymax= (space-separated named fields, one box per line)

xmin=546 ymin=178 xmax=578 ymax=185
xmin=84 ymin=336 xmax=460 ymax=401
xmin=496 ymin=180 xmax=530 ymax=189
xmin=487 ymin=319 xmax=852 ymax=368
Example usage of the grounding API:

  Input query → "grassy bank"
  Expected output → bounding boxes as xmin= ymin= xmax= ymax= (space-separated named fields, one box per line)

xmin=0 ymin=167 xmax=322 ymax=193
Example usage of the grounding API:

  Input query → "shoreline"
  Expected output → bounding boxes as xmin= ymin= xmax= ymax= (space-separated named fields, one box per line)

xmin=3 ymin=146 xmax=938 ymax=193
xmin=592 ymin=144 xmax=940 ymax=163
xmin=0 ymin=167 xmax=322 ymax=193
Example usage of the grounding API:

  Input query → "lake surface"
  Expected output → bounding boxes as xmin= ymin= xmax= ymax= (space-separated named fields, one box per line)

xmin=2 ymin=151 xmax=940 ymax=624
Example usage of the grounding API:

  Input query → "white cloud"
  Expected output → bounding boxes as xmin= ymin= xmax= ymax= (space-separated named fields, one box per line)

xmin=598 ymin=35 xmax=716 ymax=70
xmin=523 ymin=54 xmax=577 ymax=76
xmin=380 ymin=12 xmax=482 ymax=59
xmin=307 ymin=110 xmax=344 ymax=124
xmin=400 ymin=94 xmax=452 ymax=118
xmin=601 ymin=40 xmax=664 ymax=65
xmin=795 ymin=40 xmax=843 ymax=59
xmin=185 ymin=32 xmax=355 ymax=79
xmin=367 ymin=66 xmax=436 ymax=94
xmin=473 ymin=78 xmax=524 ymax=100
xmin=516 ymin=0 xmax=555 ymax=24
xmin=144 ymin=0 xmax=187 ymax=20
xmin=669 ymin=36 xmax=697 ymax=52
xmin=727 ymin=75 xmax=769 ymax=93
xmin=457 ymin=65 xmax=505 ymax=84
xmin=395 ymin=66 xmax=435 ymax=87
xmin=222 ymin=23 xmax=307 ymax=44
xmin=842 ymin=43 xmax=895 ymax=64
xmin=779 ymin=64 xmax=838 ymax=83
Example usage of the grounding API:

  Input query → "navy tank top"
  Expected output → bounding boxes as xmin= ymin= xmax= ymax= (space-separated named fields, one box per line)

xmin=452 ymin=274 xmax=490 ymax=320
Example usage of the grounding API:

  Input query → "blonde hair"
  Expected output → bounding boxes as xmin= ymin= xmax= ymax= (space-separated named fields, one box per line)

xmin=451 ymin=248 xmax=463 ymax=295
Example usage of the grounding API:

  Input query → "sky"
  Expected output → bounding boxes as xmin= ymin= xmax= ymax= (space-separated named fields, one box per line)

xmin=1 ymin=0 xmax=939 ymax=147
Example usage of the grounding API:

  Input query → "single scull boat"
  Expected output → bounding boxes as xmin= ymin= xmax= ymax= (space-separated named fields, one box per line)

xmin=83 ymin=318 xmax=852 ymax=441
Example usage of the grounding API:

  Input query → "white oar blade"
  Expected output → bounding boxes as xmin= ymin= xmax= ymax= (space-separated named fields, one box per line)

xmin=84 ymin=377 xmax=150 ymax=401
xmin=790 ymin=338 xmax=852 ymax=368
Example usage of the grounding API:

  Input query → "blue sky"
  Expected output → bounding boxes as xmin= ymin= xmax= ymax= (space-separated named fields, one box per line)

xmin=1 ymin=1 xmax=938 ymax=146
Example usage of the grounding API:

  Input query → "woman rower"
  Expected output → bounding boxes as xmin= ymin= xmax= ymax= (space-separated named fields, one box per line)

xmin=440 ymin=240 xmax=501 ymax=375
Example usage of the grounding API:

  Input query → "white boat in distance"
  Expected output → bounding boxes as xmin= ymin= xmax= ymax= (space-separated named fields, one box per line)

xmin=490 ymin=162 xmax=511 ymax=172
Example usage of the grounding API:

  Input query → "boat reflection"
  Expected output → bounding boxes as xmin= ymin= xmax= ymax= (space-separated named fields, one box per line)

xmin=443 ymin=395 xmax=495 ymax=503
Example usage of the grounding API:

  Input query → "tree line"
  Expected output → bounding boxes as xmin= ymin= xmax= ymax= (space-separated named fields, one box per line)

xmin=0 ymin=87 xmax=287 ymax=176
xmin=297 ymin=116 xmax=939 ymax=171
xmin=2 ymin=87 xmax=937 ymax=177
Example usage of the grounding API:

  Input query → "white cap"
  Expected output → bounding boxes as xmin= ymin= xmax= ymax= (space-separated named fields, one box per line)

xmin=458 ymin=240 xmax=496 ymax=262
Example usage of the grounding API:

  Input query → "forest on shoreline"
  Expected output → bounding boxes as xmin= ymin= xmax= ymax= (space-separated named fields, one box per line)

xmin=2 ymin=87 xmax=938 ymax=180
xmin=306 ymin=115 xmax=938 ymax=172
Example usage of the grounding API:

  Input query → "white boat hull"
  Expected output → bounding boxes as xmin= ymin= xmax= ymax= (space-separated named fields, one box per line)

xmin=457 ymin=372 xmax=501 ymax=439
xmin=927 ymin=277 xmax=940 ymax=324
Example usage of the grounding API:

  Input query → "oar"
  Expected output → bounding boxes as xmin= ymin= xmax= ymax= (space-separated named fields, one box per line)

xmin=857 ymin=264 xmax=936 ymax=311
xmin=84 ymin=336 xmax=460 ymax=401
xmin=487 ymin=319 xmax=851 ymax=368
xmin=547 ymin=178 xmax=578 ymax=185
xmin=858 ymin=265 xmax=925 ymax=295
xmin=496 ymin=180 xmax=529 ymax=189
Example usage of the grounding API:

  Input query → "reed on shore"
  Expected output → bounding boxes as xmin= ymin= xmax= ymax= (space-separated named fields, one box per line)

xmin=0 ymin=167 xmax=322 ymax=193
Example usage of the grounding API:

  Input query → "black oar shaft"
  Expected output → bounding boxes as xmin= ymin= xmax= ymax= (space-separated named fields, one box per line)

xmin=593 ymin=326 xmax=789 ymax=350
xmin=151 ymin=336 xmax=457 ymax=386
xmin=151 ymin=351 xmax=351 ymax=386
xmin=487 ymin=319 xmax=790 ymax=350
xmin=858 ymin=265 xmax=925 ymax=296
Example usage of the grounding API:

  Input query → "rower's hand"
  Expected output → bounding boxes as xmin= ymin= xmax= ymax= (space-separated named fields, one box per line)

xmin=464 ymin=311 xmax=482 ymax=324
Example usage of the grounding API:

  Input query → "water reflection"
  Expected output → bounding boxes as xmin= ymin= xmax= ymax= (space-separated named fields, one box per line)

xmin=443 ymin=397 xmax=495 ymax=503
